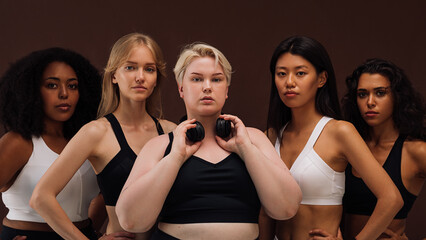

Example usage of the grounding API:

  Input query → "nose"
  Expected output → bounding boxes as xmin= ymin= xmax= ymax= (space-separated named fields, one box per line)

xmin=367 ymin=93 xmax=375 ymax=108
xmin=59 ymin=85 xmax=68 ymax=99
xmin=136 ymin=68 xmax=145 ymax=83
xmin=203 ymin=79 xmax=212 ymax=93
xmin=286 ymin=74 xmax=296 ymax=88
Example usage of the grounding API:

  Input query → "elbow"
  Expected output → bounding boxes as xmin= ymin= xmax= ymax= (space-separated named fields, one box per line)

xmin=266 ymin=194 xmax=301 ymax=220
xmin=29 ymin=189 xmax=45 ymax=212
xmin=116 ymin=201 xmax=154 ymax=233
xmin=378 ymin=187 xmax=404 ymax=214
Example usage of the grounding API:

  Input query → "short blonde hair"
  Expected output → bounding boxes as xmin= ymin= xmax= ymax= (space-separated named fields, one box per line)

xmin=97 ymin=33 xmax=166 ymax=118
xmin=173 ymin=43 xmax=232 ymax=86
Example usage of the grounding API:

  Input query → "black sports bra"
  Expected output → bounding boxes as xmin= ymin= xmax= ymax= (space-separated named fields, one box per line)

xmin=159 ymin=132 xmax=261 ymax=223
xmin=343 ymin=135 xmax=417 ymax=219
xmin=97 ymin=113 xmax=164 ymax=206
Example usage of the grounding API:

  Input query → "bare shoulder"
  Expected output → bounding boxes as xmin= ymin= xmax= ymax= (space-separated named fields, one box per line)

xmin=404 ymin=139 xmax=426 ymax=166
xmin=247 ymin=127 xmax=270 ymax=143
xmin=264 ymin=128 xmax=278 ymax=144
xmin=77 ymin=118 xmax=110 ymax=140
xmin=0 ymin=131 xmax=32 ymax=157
xmin=324 ymin=119 xmax=358 ymax=140
xmin=158 ymin=119 xmax=177 ymax=133
xmin=139 ymin=133 xmax=171 ymax=156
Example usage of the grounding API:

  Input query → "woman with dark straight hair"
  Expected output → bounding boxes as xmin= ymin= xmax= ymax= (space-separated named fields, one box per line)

xmin=259 ymin=36 xmax=403 ymax=240
xmin=341 ymin=58 xmax=426 ymax=239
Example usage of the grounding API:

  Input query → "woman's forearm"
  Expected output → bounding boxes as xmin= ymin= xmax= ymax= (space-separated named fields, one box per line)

xmin=30 ymin=192 xmax=89 ymax=240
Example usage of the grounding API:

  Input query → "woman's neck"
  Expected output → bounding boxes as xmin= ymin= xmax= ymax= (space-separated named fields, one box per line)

xmin=368 ymin=120 xmax=399 ymax=144
xmin=113 ymin=100 xmax=150 ymax=126
xmin=43 ymin=118 xmax=64 ymax=138
xmin=188 ymin=112 xmax=221 ymax=138
xmin=289 ymin=105 xmax=323 ymax=132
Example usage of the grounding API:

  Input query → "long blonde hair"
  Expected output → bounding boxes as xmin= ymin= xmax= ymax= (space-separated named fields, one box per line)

xmin=97 ymin=33 xmax=166 ymax=118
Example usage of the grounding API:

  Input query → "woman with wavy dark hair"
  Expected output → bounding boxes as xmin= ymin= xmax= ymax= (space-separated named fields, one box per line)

xmin=0 ymin=47 xmax=102 ymax=239
xmin=259 ymin=36 xmax=403 ymax=240
xmin=31 ymin=33 xmax=176 ymax=240
xmin=341 ymin=58 xmax=426 ymax=239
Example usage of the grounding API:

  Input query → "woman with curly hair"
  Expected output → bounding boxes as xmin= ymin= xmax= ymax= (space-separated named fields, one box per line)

xmin=31 ymin=33 xmax=176 ymax=240
xmin=0 ymin=47 xmax=102 ymax=239
xmin=341 ymin=58 xmax=426 ymax=239
xmin=259 ymin=37 xmax=403 ymax=240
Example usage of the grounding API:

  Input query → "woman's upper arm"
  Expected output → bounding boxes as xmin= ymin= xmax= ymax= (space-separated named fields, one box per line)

xmin=335 ymin=121 xmax=395 ymax=195
xmin=122 ymin=134 xmax=170 ymax=190
xmin=35 ymin=122 xmax=104 ymax=195
xmin=407 ymin=140 xmax=426 ymax=177
xmin=248 ymin=128 xmax=283 ymax=165
xmin=0 ymin=132 xmax=32 ymax=191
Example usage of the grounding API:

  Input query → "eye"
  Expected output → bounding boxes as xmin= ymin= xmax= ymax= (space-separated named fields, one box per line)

xmin=145 ymin=66 xmax=156 ymax=73
xmin=357 ymin=92 xmax=368 ymax=98
xmin=192 ymin=77 xmax=202 ymax=82
xmin=124 ymin=66 xmax=136 ymax=71
xmin=296 ymin=72 xmax=306 ymax=76
xmin=68 ymin=83 xmax=79 ymax=90
xmin=212 ymin=78 xmax=222 ymax=82
xmin=276 ymin=72 xmax=286 ymax=77
xmin=47 ymin=83 xmax=58 ymax=89
xmin=375 ymin=90 xmax=387 ymax=97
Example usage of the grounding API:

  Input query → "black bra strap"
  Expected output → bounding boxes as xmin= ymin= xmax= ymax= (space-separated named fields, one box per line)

xmin=163 ymin=132 xmax=174 ymax=157
xmin=105 ymin=113 xmax=131 ymax=151
xmin=150 ymin=115 xmax=164 ymax=135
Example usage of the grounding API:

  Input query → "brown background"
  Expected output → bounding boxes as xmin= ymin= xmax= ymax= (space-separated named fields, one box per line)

xmin=0 ymin=0 xmax=425 ymax=238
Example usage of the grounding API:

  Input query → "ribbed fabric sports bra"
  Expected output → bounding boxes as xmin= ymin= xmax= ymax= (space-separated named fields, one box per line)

xmin=275 ymin=116 xmax=345 ymax=205
xmin=2 ymin=136 xmax=99 ymax=222
xmin=159 ymin=132 xmax=261 ymax=223
xmin=97 ymin=113 xmax=164 ymax=206
xmin=343 ymin=135 xmax=417 ymax=219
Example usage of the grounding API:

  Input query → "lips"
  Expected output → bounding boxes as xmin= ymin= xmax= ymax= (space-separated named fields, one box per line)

xmin=284 ymin=91 xmax=298 ymax=97
xmin=365 ymin=111 xmax=378 ymax=117
xmin=132 ymin=85 xmax=147 ymax=91
xmin=201 ymin=96 xmax=214 ymax=103
xmin=56 ymin=103 xmax=71 ymax=111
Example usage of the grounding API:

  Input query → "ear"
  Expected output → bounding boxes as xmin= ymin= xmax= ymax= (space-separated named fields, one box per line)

xmin=318 ymin=71 xmax=327 ymax=88
xmin=112 ymin=73 xmax=117 ymax=84
xmin=178 ymin=85 xmax=184 ymax=98
xmin=225 ymin=86 xmax=229 ymax=99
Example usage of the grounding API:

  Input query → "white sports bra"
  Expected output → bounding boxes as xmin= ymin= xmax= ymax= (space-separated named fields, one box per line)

xmin=275 ymin=116 xmax=345 ymax=205
xmin=2 ymin=136 xmax=99 ymax=222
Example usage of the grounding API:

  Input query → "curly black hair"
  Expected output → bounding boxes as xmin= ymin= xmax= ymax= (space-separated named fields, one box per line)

xmin=342 ymin=58 xmax=425 ymax=140
xmin=267 ymin=36 xmax=341 ymax=135
xmin=0 ymin=47 xmax=101 ymax=140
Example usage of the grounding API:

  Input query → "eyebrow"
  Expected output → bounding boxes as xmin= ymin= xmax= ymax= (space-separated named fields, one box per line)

xmin=125 ymin=61 xmax=156 ymax=65
xmin=276 ymin=65 xmax=309 ymax=70
xmin=189 ymin=72 xmax=224 ymax=76
xmin=357 ymin=86 xmax=389 ymax=91
xmin=45 ymin=77 xmax=78 ymax=81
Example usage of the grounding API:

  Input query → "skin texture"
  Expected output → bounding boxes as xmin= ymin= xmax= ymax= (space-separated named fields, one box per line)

xmin=0 ymin=62 xmax=105 ymax=238
xmin=116 ymin=56 xmax=302 ymax=240
xmin=30 ymin=45 xmax=176 ymax=240
xmin=259 ymin=53 xmax=403 ymax=240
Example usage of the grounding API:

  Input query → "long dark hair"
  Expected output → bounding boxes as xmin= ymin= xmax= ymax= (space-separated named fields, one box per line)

xmin=342 ymin=58 xmax=425 ymax=140
xmin=266 ymin=36 xmax=341 ymax=136
xmin=0 ymin=47 xmax=101 ymax=140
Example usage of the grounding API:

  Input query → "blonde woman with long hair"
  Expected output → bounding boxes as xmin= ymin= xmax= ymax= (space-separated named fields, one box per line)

xmin=31 ymin=33 xmax=176 ymax=240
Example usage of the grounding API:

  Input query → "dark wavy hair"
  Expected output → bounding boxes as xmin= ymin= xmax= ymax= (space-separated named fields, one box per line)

xmin=0 ymin=47 xmax=101 ymax=140
xmin=342 ymin=58 xmax=425 ymax=140
xmin=266 ymin=36 xmax=341 ymax=135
